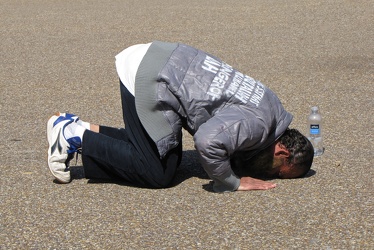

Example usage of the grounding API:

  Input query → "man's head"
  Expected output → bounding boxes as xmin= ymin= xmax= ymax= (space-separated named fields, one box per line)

xmin=232 ymin=128 xmax=314 ymax=179
xmin=274 ymin=128 xmax=314 ymax=178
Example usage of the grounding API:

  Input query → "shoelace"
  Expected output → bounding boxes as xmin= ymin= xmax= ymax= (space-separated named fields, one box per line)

xmin=74 ymin=148 xmax=82 ymax=166
xmin=65 ymin=149 xmax=82 ymax=170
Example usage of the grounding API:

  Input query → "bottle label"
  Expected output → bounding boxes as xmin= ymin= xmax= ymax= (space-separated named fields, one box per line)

xmin=310 ymin=124 xmax=320 ymax=134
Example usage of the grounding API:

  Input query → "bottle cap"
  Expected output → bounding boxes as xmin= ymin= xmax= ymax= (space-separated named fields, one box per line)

xmin=311 ymin=106 xmax=318 ymax=112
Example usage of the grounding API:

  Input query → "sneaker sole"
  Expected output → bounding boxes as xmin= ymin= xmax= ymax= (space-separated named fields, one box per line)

xmin=47 ymin=112 xmax=71 ymax=184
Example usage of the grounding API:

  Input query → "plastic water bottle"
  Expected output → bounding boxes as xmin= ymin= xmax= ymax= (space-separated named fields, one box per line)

xmin=308 ymin=106 xmax=324 ymax=156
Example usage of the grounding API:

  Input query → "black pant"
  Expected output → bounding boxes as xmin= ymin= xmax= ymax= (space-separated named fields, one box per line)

xmin=81 ymin=82 xmax=182 ymax=188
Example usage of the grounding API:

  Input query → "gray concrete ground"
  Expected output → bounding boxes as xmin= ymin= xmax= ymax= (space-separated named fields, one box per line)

xmin=1 ymin=0 xmax=373 ymax=249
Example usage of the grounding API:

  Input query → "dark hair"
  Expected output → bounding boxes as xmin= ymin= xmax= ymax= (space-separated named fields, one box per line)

xmin=278 ymin=128 xmax=314 ymax=177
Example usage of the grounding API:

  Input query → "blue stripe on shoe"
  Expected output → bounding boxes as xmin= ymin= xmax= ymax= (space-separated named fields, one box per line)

xmin=53 ymin=113 xmax=79 ymax=127
xmin=66 ymin=136 xmax=81 ymax=154
xmin=53 ymin=116 xmax=69 ymax=127
xmin=61 ymin=119 xmax=81 ymax=154
xmin=65 ymin=113 xmax=80 ymax=122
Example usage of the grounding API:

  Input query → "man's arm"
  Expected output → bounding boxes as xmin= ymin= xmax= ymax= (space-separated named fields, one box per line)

xmin=195 ymin=131 xmax=277 ymax=192
xmin=194 ymin=109 xmax=276 ymax=192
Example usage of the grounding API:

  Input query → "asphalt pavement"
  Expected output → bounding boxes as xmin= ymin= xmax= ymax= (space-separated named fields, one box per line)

xmin=1 ymin=0 xmax=373 ymax=249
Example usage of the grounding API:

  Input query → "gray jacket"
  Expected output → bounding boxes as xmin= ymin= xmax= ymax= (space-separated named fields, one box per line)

xmin=134 ymin=41 xmax=293 ymax=192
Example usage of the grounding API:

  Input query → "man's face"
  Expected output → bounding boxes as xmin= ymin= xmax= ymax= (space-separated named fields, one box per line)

xmin=232 ymin=146 xmax=279 ymax=178
xmin=263 ymin=150 xmax=307 ymax=179
xmin=232 ymin=142 xmax=303 ymax=179
xmin=278 ymin=164 xmax=305 ymax=179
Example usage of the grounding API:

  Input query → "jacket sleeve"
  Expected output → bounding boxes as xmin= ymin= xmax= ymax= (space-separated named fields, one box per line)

xmin=193 ymin=107 xmax=264 ymax=192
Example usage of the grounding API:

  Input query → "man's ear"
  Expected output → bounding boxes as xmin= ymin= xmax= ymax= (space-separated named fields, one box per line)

xmin=274 ymin=142 xmax=290 ymax=158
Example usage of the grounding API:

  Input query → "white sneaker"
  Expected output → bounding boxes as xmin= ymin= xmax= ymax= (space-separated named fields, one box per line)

xmin=47 ymin=112 xmax=81 ymax=183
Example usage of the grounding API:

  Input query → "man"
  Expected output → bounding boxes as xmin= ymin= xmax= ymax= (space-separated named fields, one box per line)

xmin=47 ymin=41 xmax=314 ymax=192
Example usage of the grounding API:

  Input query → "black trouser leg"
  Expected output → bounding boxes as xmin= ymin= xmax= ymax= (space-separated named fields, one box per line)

xmin=81 ymin=82 xmax=182 ymax=188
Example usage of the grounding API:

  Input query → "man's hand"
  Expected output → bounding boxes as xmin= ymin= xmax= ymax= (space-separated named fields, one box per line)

xmin=237 ymin=176 xmax=277 ymax=191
